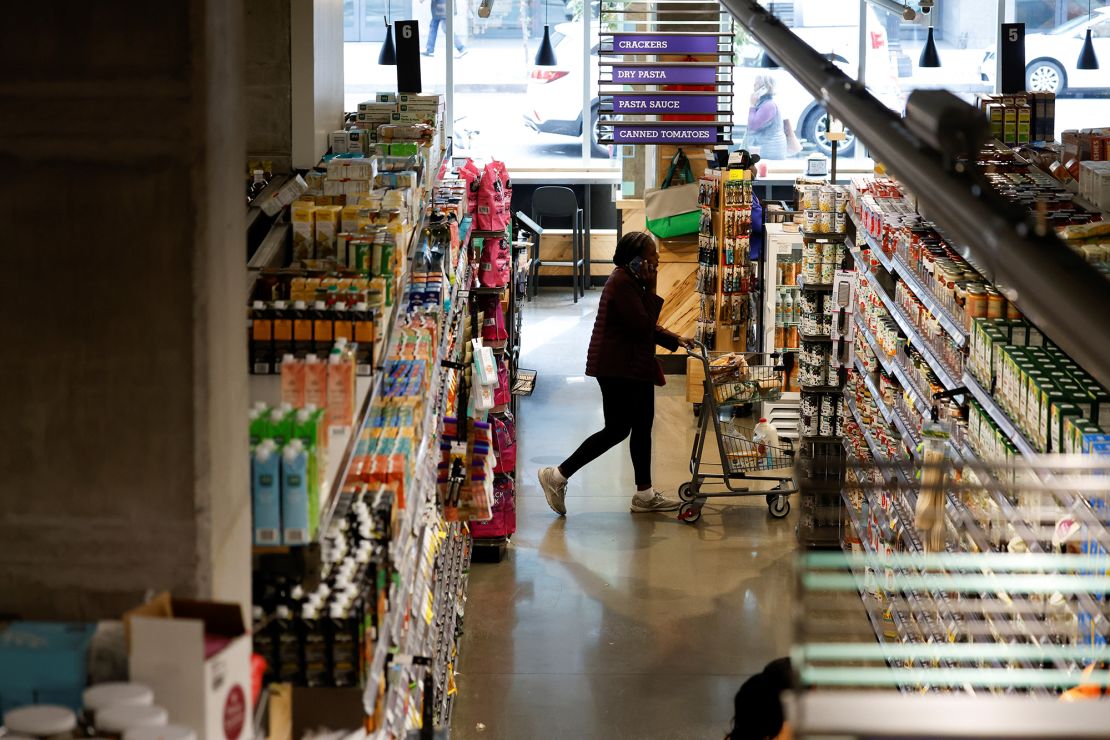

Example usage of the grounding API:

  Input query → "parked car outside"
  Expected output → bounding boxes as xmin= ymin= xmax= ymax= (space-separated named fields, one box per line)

xmin=979 ymin=8 xmax=1110 ymax=94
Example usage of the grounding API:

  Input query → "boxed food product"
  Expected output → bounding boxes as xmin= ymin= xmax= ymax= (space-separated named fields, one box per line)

xmin=315 ymin=205 xmax=342 ymax=260
xmin=329 ymin=130 xmax=349 ymax=154
xmin=1017 ymin=105 xmax=1032 ymax=145
xmin=291 ymin=202 xmax=316 ymax=261
xmin=341 ymin=204 xmax=361 ymax=234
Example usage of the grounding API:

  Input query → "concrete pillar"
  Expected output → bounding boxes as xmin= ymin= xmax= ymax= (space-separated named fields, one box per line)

xmin=245 ymin=0 xmax=344 ymax=172
xmin=0 ymin=0 xmax=250 ymax=621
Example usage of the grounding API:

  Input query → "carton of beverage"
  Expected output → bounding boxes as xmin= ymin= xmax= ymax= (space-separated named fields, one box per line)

xmin=251 ymin=440 xmax=281 ymax=546
xmin=281 ymin=439 xmax=313 ymax=545
xmin=305 ymin=355 xmax=328 ymax=410
xmin=280 ymin=355 xmax=306 ymax=407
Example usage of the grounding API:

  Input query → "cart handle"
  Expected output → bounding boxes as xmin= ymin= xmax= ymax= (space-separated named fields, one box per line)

xmin=685 ymin=338 xmax=709 ymax=360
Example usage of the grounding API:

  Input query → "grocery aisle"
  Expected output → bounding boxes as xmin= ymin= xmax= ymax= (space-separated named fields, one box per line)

xmin=453 ymin=289 xmax=800 ymax=739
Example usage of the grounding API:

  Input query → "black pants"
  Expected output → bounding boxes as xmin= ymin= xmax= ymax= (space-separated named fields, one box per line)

xmin=559 ymin=377 xmax=655 ymax=488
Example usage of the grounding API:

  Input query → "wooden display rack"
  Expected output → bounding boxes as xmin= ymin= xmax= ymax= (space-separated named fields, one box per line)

xmin=684 ymin=166 xmax=753 ymax=404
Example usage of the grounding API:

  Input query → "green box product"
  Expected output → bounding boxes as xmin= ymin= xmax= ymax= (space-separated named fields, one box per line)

xmin=1007 ymin=319 xmax=1029 ymax=346
xmin=389 ymin=142 xmax=420 ymax=157
xmin=1051 ymin=402 xmax=1084 ymax=454
xmin=1001 ymin=348 xmax=1028 ymax=427
xmin=995 ymin=340 xmax=1016 ymax=399
xmin=1069 ymin=419 xmax=1099 ymax=456
xmin=1060 ymin=382 xmax=1094 ymax=421
xmin=1025 ymin=371 xmax=1051 ymax=450
xmin=1040 ymin=385 xmax=1072 ymax=453
xmin=968 ymin=400 xmax=982 ymax=453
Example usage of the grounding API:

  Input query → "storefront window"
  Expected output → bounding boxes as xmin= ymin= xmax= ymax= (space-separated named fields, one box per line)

xmin=1002 ymin=0 xmax=1110 ymax=138
xmin=733 ymin=1 xmax=866 ymax=172
xmin=863 ymin=0 xmax=996 ymax=119
xmin=344 ymin=0 xmax=615 ymax=169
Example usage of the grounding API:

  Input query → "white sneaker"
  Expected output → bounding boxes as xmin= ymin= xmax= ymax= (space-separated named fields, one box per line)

xmin=630 ymin=489 xmax=681 ymax=513
xmin=538 ymin=466 xmax=567 ymax=516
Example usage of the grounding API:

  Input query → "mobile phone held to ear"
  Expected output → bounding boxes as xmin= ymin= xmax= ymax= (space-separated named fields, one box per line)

xmin=627 ymin=256 xmax=644 ymax=276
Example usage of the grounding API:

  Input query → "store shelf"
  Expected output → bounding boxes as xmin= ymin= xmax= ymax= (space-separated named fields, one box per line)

xmin=845 ymin=395 xmax=912 ymax=487
xmin=798 ymin=276 xmax=833 ymax=291
xmin=848 ymin=210 xmax=896 ymax=275
xmin=312 ymin=193 xmax=437 ymax=548
xmin=869 ymin=275 xmax=964 ymax=398
xmin=854 ymin=314 xmax=929 ymax=414
xmin=891 ymin=252 xmax=968 ymax=349
xmin=853 ymin=359 xmax=895 ymax=430
xmin=799 ymin=332 xmax=833 ymax=343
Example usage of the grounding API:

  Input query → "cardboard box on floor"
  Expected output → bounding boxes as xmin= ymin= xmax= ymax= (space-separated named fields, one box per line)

xmin=125 ymin=593 xmax=252 ymax=740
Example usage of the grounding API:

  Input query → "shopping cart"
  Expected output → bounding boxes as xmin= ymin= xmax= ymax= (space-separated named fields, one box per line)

xmin=679 ymin=342 xmax=797 ymax=523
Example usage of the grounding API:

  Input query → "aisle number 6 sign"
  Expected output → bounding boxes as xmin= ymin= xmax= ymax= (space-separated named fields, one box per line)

xmin=396 ymin=20 xmax=422 ymax=93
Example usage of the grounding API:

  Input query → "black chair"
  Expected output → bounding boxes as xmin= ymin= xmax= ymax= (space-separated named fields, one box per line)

xmin=530 ymin=186 xmax=586 ymax=302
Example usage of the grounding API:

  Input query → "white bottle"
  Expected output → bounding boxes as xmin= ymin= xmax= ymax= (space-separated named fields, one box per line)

xmin=753 ymin=417 xmax=779 ymax=467
xmin=783 ymin=291 xmax=794 ymax=326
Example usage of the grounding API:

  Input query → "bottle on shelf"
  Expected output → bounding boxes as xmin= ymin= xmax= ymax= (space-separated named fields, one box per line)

xmin=248 ymin=169 xmax=268 ymax=202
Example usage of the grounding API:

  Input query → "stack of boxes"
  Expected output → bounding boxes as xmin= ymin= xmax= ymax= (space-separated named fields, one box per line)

xmin=1062 ymin=128 xmax=1110 ymax=163
xmin=343 ymin=92 xmax=447 ymax=157
xmin=979 ymin=92 xmax=1056 ymax=145
xmin=968 ymin=316 xmax=1110 ymax=456
xmin=1078 ymin=161 xmax=1110 ymax=211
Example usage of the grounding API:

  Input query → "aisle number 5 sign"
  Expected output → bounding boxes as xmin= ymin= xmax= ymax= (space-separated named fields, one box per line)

xmin=1000 ymin=23 xmax=1026 ymax=94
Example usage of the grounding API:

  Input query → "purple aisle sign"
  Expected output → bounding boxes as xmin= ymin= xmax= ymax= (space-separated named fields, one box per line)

xmin=613 ymin=94 xmax=719 ymax=115
xmin=612 ymin=65 xmax=718 ymax=85
xmin=612 ymin=34 xmax=719 ymax=55
xmin=611 ymin=125 xmax=719 ymax=144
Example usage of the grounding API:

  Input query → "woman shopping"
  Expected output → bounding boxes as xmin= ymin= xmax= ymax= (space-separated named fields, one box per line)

xmin=745 ymin=75 xmax=788 ymax=160
xmin=538 ymin=231 xmax=694 ymax=515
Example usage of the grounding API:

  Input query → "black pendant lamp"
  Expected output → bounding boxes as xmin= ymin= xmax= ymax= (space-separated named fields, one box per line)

xmin=1078 ymin=1 xmax=1100 ymax=70
xmin=919 ymin=25 xmax=941 ymax=68
xmin=535 ymin=0 xmax=557 ymax=66
xmin=379 ymin=8 xmax=396 ymax=65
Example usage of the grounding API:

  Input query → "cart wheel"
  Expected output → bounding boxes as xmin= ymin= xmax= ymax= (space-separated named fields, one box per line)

xmin=692 ymin=404 xmax=702 ymax=419
xmin=679 ymin=502 xmax=702 ymax=524
xmin=678 ymin=482 xmax=699 ymax=502
xmin=769 ymin=495 xmax=790 ymax=519
xmin=765 ymin=493 xmax=776 ymax=506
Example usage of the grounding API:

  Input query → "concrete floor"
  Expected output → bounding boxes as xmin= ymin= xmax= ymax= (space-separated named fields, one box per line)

xmin=452 ymin=289 xmax=802 ymax=740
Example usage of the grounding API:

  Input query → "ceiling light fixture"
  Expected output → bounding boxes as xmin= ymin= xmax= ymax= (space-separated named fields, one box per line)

xmin=919 ymin=24 xmax=940 ymax=68
xmin=534 ymin=0 xmax=557 ymax=66
xmin=1077 ymin=0 xmax=1100 ymax=70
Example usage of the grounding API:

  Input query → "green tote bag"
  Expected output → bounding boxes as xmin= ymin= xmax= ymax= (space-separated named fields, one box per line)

xmin=645 ymin=149 xmax=700 ymax=239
